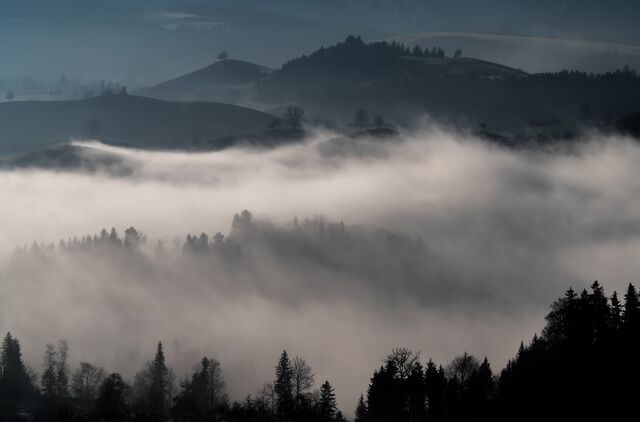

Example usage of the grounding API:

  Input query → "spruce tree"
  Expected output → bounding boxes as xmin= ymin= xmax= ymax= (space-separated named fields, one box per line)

xmin=148 ymin=342 xmax=170 ymax=419
xmin=319 ymin=380 xmax=337 ymax=422
xmin=354 ymin=394 xmax=367 ymax=422
xmin=623 ymin=283 xmax=640 ymax=329
xmin=274 ymin=350 xmax=294 ymax=420
xmin=0 ymin=333 xmax=34 ymax=417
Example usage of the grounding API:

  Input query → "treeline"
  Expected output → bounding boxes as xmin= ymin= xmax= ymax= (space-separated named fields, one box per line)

xmin=1 ymin=280 xmax=638 ymax=420
xmin=281 ymin=35 xmax=448 ymax=72
xmin=0 ymin=336 xmax=343 ymax=422
xmin=355 ymin=280 xmax=640 ymax=421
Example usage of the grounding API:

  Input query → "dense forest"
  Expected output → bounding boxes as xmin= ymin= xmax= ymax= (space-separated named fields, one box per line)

xmin=1 ymin=213 xmax=639 ymax=420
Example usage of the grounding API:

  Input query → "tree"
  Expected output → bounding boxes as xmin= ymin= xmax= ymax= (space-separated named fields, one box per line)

xmin=97 ymin=373 xmax=130 ymax=421
xmin=274 ymin=350 xmax=294 ymax=420
xmin=454 ymin=49 xmax=463 ymax=58
xmin=611 ymin=291 xmax=623 ymax=330
xmin=446 ymin=352 xmax=479 ymax=396
xmin=124 ymin=226 xmax=142 ymax=249
xmin=0 ymin=333 xmax=34 ymax=417
xmin=385 ymin=348 xmax=420 ymax=380
xmin=5 ymin=90 xmax=14 ymax=101
xmin=149 ymin=342 xmax=171 ymax=418
xmin=283 ymin=106 xmax=305 ymax=129
xmin=354 ymin=394 xmax=367 ymax=422
xmin=172 ymin=356 xmax=227 ymax=420
xmin=71 ymin=362 xmax=105 ymax=401
xmin=374 ymin=115 xmax=385 ymax=128
xmin=623 ymin=283 xmax=640 ymax=328
xmin=292 ymin=356 xmax=314 ymax=411
xmin=218 ymin=50 xmax=229 ymax=61
xmin=466 ymin=357 xmax=494 ymax=418
xmin=55 ymin=340 xmax=69 ymax=398
xmin=134 ymin=342 xmax=173 ymax=419
xmin=319 ymin=381 xmax=337 ymax=422
xmin=41 ymin=344 xmax=58 ymax=399
xmin=354 ymin=108 xmax=369 ymax=127
xmin=424 ymin=360 xmax=446 ymax=420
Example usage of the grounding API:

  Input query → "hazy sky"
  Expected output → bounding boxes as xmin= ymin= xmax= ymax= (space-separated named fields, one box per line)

xmin=2 ymin=129 xmax=640 ymax=413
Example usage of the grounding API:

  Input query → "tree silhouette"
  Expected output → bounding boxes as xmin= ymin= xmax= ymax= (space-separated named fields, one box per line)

xmin=283 ymin=106 xmax=305 ymax=129
xmin=0 ymin=333 xmax=34 ymax=418
xmin=319 ymin=381 xmax=337 ymax=422
xmin=134 ymin=342 xmax=173 ymax=419
xmin=172 ymin=356 xmax=227 ymax=420
xmin=97 ymin=373 xmax=130 ymax=422
xmin=354 ymin=394 xmax=367 ymax=422
xmin=292 ymin=356 xmax=314 ymax=414
xmin=71 ymin=362 xmax=105 ymax=401
xmin=274 ymin=350 xmax=294 ymax=420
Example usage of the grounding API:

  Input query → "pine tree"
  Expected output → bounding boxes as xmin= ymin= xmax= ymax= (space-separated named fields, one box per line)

xmin=0 ymin=333 xmax=34 ymax=417
xmin=623 ymin=283 xmax=640 ymax=329
xmin=274 ymin=350 xmax=294 ymax=420
xmin=319 ymin=381 xmax=337 ymax=422
xmin=424 ymin=359 xmax=446 ymax=420
xmin=148 ymin=342 xmax=170 ymax=419
xmin=354 ymin=394 xmax=367 ymax=422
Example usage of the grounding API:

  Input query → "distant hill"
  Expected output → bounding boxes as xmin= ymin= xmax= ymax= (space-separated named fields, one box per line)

xmin=252 ymin=36 xmax=640 ymax=130
xmin=139 ymin=59 xmax=272 ymax=104
xmin=0 ymin=95 xmax=275 ymax=154
xmin=398 ymin=56 xmax=529 ymax=79
xmin=386 ymin=32 xmax=640 ymax=74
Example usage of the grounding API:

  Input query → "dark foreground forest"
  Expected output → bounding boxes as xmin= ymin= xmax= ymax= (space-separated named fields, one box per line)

xmin=1 ymin=220 xmax=639 ymax=421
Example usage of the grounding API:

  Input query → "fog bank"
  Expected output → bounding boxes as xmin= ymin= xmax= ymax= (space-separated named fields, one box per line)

xmin=2 ymin=130 xmax=640 ymax=412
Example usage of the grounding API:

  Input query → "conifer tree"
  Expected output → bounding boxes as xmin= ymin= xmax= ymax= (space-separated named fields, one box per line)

xmin=319 ymin=380 xmax=337 ymax=422
xmin=354 ymin=394 xmax=367 ymax=422
xmin=623 ymin=283 xmax=640 ymax=328
xmin=148 ymin=342 xmax=170 ymax=419
xmin=274 ymin=350 xmax=294 ymax=420
xmin=0 ymin=333 xmax=34 ymax=417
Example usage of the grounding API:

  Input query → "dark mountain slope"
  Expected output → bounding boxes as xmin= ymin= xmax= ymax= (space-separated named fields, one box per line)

xmin=0 ymin=95 xmax=275 ymax=152
xmin=139 ymin=59 xmax=272 ymax=103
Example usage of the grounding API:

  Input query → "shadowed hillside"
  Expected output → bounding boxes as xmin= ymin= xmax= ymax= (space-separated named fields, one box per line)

xmin=0 ymin=94 xmax=275 ymax=153
xmin=139 ymin=59 xmax=272 ymax=104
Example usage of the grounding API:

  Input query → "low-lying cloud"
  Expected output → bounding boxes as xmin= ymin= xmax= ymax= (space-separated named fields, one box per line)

xmin=2 ymin=129 xmax=640 ymax=413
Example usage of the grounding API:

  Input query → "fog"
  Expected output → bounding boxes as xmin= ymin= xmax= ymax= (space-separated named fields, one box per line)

xmin=2 ymin=129 xmax=640 ymax=413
